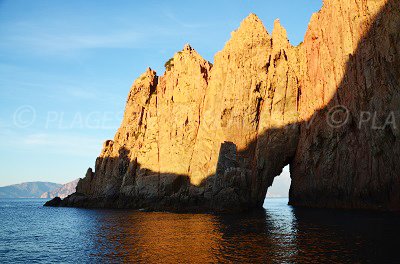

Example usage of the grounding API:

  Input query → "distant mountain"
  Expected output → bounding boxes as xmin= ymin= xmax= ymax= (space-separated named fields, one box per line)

xmin=0 ymin=182 xmax=62 ymax=198
xmin=40 ymin=179 xmax=79 ymax=199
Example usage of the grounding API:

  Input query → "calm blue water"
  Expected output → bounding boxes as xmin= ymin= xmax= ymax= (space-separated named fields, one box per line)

xmin=0 ymin=198 xmax=399 ymax=263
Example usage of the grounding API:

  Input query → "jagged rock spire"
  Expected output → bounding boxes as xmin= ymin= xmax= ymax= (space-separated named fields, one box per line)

xmin=230 ymin=13 xmax=270 ymax=40
xmin=183 ymin=43 xmax=193 ymax=51
xmin=272 ymin=19 xmax=290 ymax=49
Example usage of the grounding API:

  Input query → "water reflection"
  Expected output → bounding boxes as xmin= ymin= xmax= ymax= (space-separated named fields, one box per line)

xmin=291 ymin=207 xmax=399 ymax=263
xmin=92 ymin=211 xmax=222 ymax=262
xmin=212 ymin=207 xmax=298 ymax=262
xmin=89 ymin=198 xmax=400 ymax=263
xmin=2 ymin=199 xmax=399 ymax=263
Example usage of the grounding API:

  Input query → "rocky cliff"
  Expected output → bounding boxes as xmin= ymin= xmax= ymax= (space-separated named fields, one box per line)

xmin=46 ymin=0 xmax=400 ymax=212
xmin=290 ymin=0 xmax=400 ymax=210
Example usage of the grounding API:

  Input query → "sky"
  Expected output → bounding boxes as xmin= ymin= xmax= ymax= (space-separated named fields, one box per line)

xmin=0 ymin=0 xmax=322 ymax=196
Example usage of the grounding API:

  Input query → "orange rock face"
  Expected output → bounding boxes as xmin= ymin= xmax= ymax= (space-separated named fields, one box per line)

xmin=290 ymin=0 xmax=400 ymax=210
xmin=54 ymin=0 xmax=399 ymax=212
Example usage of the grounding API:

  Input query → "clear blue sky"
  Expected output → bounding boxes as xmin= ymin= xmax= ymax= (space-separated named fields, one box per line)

xmin=0 ymin=0 xmax=322 ymax=191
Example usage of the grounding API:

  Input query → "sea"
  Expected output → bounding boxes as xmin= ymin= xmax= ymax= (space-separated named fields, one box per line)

xmin=0 ymin=198 xmax=399 ymax=263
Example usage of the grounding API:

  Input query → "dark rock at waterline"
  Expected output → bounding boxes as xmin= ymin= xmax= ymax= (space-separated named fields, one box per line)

xmin=44 ymin=197 xmax=62 ymax=207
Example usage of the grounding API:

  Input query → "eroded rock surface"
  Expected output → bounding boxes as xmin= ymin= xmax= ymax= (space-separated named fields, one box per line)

xmin=48 ymin=0 xmax=400 ymax=212
xmin=290 ymin=0 xmax=400 ymax=210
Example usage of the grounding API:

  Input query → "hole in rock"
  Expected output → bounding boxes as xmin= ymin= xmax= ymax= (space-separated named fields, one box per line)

xmin=263 ymin=165 xmax=291 ymax=208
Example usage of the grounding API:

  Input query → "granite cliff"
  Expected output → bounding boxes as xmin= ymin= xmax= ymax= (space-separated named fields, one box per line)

xmin=46 ymin=0 xmax=400 ymax=212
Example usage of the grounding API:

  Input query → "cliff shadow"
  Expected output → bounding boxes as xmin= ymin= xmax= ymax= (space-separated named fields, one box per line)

xmin=286 ymin=0 xmax=400 ymax=210
xmin=243 ymin=0 xmax=400 ymax=210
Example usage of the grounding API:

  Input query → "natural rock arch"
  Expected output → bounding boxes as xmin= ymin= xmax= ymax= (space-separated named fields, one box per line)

xmin=47 ymin=0 xmax=400 ymax=212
